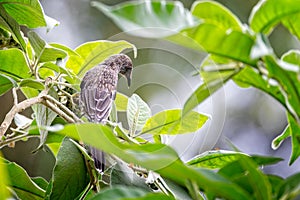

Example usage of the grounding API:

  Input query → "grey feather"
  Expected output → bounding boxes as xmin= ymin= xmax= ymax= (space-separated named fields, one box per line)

xmin=80 ymin=54 xmax=133 ymax=172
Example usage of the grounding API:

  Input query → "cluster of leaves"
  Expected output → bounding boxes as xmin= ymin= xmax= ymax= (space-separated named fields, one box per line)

xmin=94 ymin=0 xmax=300 ymax=164
xmin=1 ymin=0 xmax=300 ymax=200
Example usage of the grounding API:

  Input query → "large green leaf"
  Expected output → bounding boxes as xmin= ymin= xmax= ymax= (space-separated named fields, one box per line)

xmin=141 ymin=109 xmax=208 ymax=135
xmin=181 ymin=24 xmax=257 ymax=66
xmin=0 ymin=48 xmax=30 ymax=80
xmin=49 ymin=138 xmax=89 ymax=200
xmin=249 ymin=0 xmax=300 ymax=34
xmin=287 ymin=113 xmax=300 ymax=165
xmin=233 ymin=66 xmax=285 ymax=106
xmin=0 ymin=0 xmax=46 ymax=28
xmin=183 ymin=68 xmax=237 ymax=115
xmin=28 ymin=31 xmax=67 ymax=63
xmin=264 ymin=56 xmax=300 ymax=118
xmin=282 ymin=13 xmax=300 ymax=41
xmin=127 ymin=94 xmax=151 ymax=135
xmin=0 ymin=5 xmax=26 ymax=51
xmin=0 ymin=74 xmax=13 ymax=96
xmin=50 ymin=43 xmax=79 ymax=57
xmin=115 ymin=92 xmax=128 ymax=112
xmin=66 ymin=40 xmax=137 ymax=78
xmin=219 ymin=157 xmax=272 ymax=200
xmin=277 ymin=172 xmax=300 ymax=199
xmin=89 ymin=186 xmax=149 ymax=200
xmin=19 ymin=79 xmax=45 ymax=90
xmin=187 ymin=150 xmax=247 ymax=169
xmin=91 ymin=1 xmax=198 ymax=38
xmin=110 ymin=161 xmax=151 ymax=191
xmin=40 ymin=62 xmax=73 ymax=79
xmin=191 ymin=0 xmax=242 ymax=31
xmin=267 ymin=175 xmax=284 ymax=199
xmin=54 ymin=123 xmax=252 ymax=200
xmin=0 ymin=154 xmax=10 ymax=199
xmin=3 ymin=159 xmax=45 ymax=200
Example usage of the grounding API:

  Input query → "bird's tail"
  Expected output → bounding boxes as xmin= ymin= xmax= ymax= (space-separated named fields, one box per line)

xmin=88 ymin=146 xmax=105 ymax=172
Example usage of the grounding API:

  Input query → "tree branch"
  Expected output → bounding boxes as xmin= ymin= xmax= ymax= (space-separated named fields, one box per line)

xmin=44 ymin=95 xmax=83 ymax=123
xmin=0 ymin=89 xmax=49 ymax=137
xmin=0 ymin=87 xmax=82 ymax=138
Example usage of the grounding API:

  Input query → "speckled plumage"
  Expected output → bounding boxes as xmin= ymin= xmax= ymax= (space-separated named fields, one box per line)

xmin=80 ymin=54 xmax=132 ymax=171
xmin=80 ymin=54 xmax=132 ymax=123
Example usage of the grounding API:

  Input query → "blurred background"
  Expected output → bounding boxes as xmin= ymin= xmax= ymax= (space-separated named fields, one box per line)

xmin=1 ymin=0 xmax=300 ymax=181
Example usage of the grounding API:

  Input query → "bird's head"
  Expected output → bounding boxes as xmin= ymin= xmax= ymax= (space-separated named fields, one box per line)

xmin=106 ymin=54 xmax=133 ymax=87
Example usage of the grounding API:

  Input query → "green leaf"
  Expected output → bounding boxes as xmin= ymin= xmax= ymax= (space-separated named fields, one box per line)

xmin=141 ymin=109 xmax=208 ymax=135
xmin=0 ymin=5 xmax=26 ymax=51
xmin=126 ymin=193 xmax=176 ymax=200
xmin=191 ymin=0 xmax=242 ymax=31
xmin=50 ymin=138 xmax=89 ymax=200
xmin=40 ymin=62 xmax=73 ymax=78
xmin=55 ymin=123 xmax=252 ymax=200
xmin=110 ymin=101 xmax=118 ymax=123
xmin=282 ymin=49 xmax=300 ymax=66
xmin=272 ymin=125 xmax=290 ymax=150
xmin=219 ymin=157 xmax=272 ymax=200
xmin=32 ymin=89 xmax=58 ymax=149
xmin=267 ymin=175 xmax=283 ymax=199
xmin=91 ymin=1 xmax=198 ymax=38
xmin=187 ymin=150 xmax=248 ymax=169
xmin=163 ymin=179 xmax=192 ymax=200
xmin=0 ymin=48 xmax=30 ymax=80
xmin=115 ymin=92 xmax=128 ymax=112
xmin=127 ymin=94 xmax=151 ymax=135
xmin=277 ymin=172 xmax=300 ymax=199
xmin=183 ymin=68 xmax=237 ymax=115
xmin=0 ymin=74 xmax=13 ymax=96
xmin=181 ymin=24 xmax=257 ymax=66
xmin=28 ymin=31 xmax=67 ymax=63
xmin=50 ymin=43 xmax=80 ymax=57
xmin=264 ymin=56 xmax=300 ymax=118
xmin=89 ymin=186 xmax=148 ymax=200
xmin=233 ymin=66 xmax=285 ymax=105
xmin=0 ymin=154 xmax=11 ymax=199
xmin=282 ymin=12 xmax=300 ymax=41
xmin=31 ymin=177 xmax=48 ymax=191
xmin=66 ymin=40 xmax=137 ymax=78
xmin=287 ymin=113 xmax=300 ymax=165
xmin=19 ymin=79 xmax=45 ymax=90
xmin=249 ymin=0 xmax=300 ymax=34
xmin=1 ymin=0 xmax=46 ymax=28
xmin=110 ymin=161 xmax=151 ymax=191
xmin=3 ymin=159 xmax=45 ymax=200
xmin=251 ymin=155 xmax=283 ymax=166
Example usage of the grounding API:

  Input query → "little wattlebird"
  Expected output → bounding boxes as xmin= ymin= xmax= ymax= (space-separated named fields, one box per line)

xmin=80 ymin=54 xmax=133 ymax=172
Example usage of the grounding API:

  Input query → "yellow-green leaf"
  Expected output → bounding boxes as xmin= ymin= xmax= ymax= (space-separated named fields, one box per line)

xmin=141 ymin=109 xmax=208 ymax=135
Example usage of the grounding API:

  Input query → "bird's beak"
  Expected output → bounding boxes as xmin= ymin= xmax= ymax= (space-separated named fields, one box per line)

xmin=125 ymin=69 xmax=132 ymax=87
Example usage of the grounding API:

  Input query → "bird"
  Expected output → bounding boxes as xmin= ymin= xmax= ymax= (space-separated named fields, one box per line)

xmin=80 ymin=54 xmax=133 ymax=172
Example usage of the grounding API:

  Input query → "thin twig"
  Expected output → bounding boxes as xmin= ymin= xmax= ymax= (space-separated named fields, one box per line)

xmin=12 ymin=87 xmax=18 ymax=106
xmin=44 ymin=95 xmax=83 ymax=123
xmin=42 ymin=100 xmax=75 ymax=123
xmin=0 ymin=133 xmax=36 ymax=147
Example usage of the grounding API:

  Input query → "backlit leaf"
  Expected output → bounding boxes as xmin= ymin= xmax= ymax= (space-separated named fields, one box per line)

xmin=141 ymin=109 xmax=208 ymax=135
